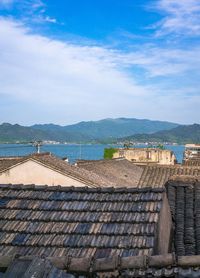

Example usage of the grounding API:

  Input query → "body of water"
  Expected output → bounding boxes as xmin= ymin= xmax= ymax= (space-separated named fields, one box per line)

xmin=0 ymin=143 xmax=185 ymax=164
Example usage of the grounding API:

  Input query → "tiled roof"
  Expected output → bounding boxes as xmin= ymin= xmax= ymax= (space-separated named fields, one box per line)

xmin=31 ymin=153 xmax=117 ymax=187
xmin=121 ymin=266 xmax=200 ymax=277
xmin=166 ymin=180 xmax=200 ymax=256
xmin=2 ymin=254 xmax=200 ymax=277
xmin=77 ymin=158 xmax=143 ymax=187
xmin=183 ymin=159 xmax=200 ymax=166
xmin=0 ymin=184 xmax=164 ymax=258
xmin=138 ymin=165 xmax=200 ymax=187
xmin=0 ymin=153 xmax=115 ymax=187
xmin=0 ymin=257 xmax=69 ymax=278
xmin=0 ymin=157 xmax=24 ymax=173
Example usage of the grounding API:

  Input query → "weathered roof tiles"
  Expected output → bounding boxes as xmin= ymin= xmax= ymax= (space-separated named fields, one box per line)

xmin=166 ymin=180 xmax=200 ymax=256
xmin=2 ymin=253 xmax=200 ymax=278
xmin=138 ymin=165 xmax=200 ymax=188
xmin=76 ymin=158 xmax=143 ymax=187
xmin=0 ymin=184 xmax=166 ymax=259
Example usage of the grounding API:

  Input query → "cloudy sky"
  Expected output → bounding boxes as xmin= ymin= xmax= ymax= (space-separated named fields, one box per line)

xmin=0 ymin=0 xmax=200 ymax=125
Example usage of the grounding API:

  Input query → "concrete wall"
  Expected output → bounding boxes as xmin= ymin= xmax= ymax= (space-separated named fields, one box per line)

xmin=113 ymin=148 xmax=176 ymax=165
xmin=0 ymin=160 xmax=87 ymax=186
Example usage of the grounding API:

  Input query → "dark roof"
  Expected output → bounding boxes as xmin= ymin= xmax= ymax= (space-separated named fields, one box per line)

xmin=0 ymin=257 xmax=69 ymax=278
xmin=166 ymin=180 xmax=200 ymax=256
xmin=138 ymin=165 xmax=200 ymax=187
xmin=0 ymin=153 xmax=115 ymax=187
xmin=77 ymin=158 xmax=143 ymax=187
xmin=2 ymin=254 xmax=200 ymax=277
xmin=0 ymin=184 xmax=164 ymax=258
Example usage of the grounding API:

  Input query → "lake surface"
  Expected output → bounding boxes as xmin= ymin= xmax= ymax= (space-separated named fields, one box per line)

xmin=0 ymin=143 xmax=185 ymax=164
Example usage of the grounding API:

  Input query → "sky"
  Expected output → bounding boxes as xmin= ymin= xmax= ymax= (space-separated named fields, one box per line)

xmin=0 ymin=0 xmax=200 ymax=125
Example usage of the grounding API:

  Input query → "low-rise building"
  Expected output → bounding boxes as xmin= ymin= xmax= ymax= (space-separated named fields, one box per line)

xmin=112 ymin=147 xmax=177 ymax=165
xmin=0 ymin=153 xmax=115 ymax=187
xmin=183 ymin=144 xmax=200 ymax=166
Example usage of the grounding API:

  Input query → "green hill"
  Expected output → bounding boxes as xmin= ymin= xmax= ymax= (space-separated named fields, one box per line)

xmin=0 ymin=118 xmax=179 ymax=143
xmin=0 ymin=123 xmax=46 ymax=143
xmin=122 ymin=124 xmax=200 ymax=144
xmin=0 ymin=123 xmax=90 ymax=143
xmin=32 ymin=118 xmax=179 ymax=140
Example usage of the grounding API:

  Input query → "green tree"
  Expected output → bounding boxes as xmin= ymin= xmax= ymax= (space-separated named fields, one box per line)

xmin=104 ymin=148 xmax=117 ymax=159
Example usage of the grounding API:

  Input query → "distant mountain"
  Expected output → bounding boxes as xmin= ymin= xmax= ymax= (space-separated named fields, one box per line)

xmin=32 ymin=118 xmax=179 ymax=140
xmin=31 ymin=123 xmax=90 ymax=142
xmin=122 ymin=124 xmax=200 ymax=144
xmin=0 ymin=123 xmax=46 ymax=143
xmin=0 ymin=118 xmax=179 ymax=143
xmin=0 ymin=123 xmax=90 ymax=143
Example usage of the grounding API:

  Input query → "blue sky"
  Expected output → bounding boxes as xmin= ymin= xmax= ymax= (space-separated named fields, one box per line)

xmin=0 ymin=0 xmax=200 ymax=125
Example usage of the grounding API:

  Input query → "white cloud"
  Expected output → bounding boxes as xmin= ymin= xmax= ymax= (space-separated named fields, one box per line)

xmin=0 ymin=18 xmax=151 ymax=124
xmin=44 ymin=16 xmax=57 ymax=23
xmin=20 ymin=0 xmax=58 ymax=25
xmin=120 ymin=47 xmax=200 ymax=77
xmin=153 ymin=0 xmax=200 ymax=36
xmin=31 ymin=0 xmax=45 ymax=10
xmin=0 ymin=18 xmax=199 ymax=125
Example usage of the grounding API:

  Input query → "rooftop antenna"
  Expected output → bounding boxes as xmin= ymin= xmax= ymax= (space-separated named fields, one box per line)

xmin=33 ymin=141 xmax=43 ymax=154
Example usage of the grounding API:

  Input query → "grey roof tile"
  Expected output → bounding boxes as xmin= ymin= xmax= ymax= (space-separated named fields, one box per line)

xmin=139 ymin=165 xmax=200 ymax=188
xmin=77 ymin=158 xmax=143 ymax=187
xmin=166 ymin=180 xmax=200 ymax=256
xmin=0 ymin=184 xmax=164 ymax=258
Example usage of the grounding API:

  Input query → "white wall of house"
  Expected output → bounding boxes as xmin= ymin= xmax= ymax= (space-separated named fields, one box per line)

xmin=0 ymin=160 xmax=88 ymax=186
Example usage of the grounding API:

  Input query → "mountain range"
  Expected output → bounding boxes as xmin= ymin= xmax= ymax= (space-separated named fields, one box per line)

xmin=1 ymin=118 xmax=199 ymax=144
xmin=0 ymin=118 xmax=179 ymax=143
xmin=122 ymin=124 xmax=200 ymax=144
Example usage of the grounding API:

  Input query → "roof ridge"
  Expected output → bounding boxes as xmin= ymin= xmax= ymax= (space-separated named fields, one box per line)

xmin=2 ymin=254 xmax=200 ymax=272
xmin=0 ymin=183 xmax=165 ymax=193
xmin=30 ymin=154 xmax=116 ymax=187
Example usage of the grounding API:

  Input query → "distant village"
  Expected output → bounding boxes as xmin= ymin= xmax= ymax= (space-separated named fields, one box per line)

xmin=0 ymin=143 xmax=200 ymax=277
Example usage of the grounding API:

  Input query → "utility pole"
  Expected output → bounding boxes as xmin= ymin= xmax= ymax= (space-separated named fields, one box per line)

xmin=79 ymin=143 xmax=82 ymax=160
